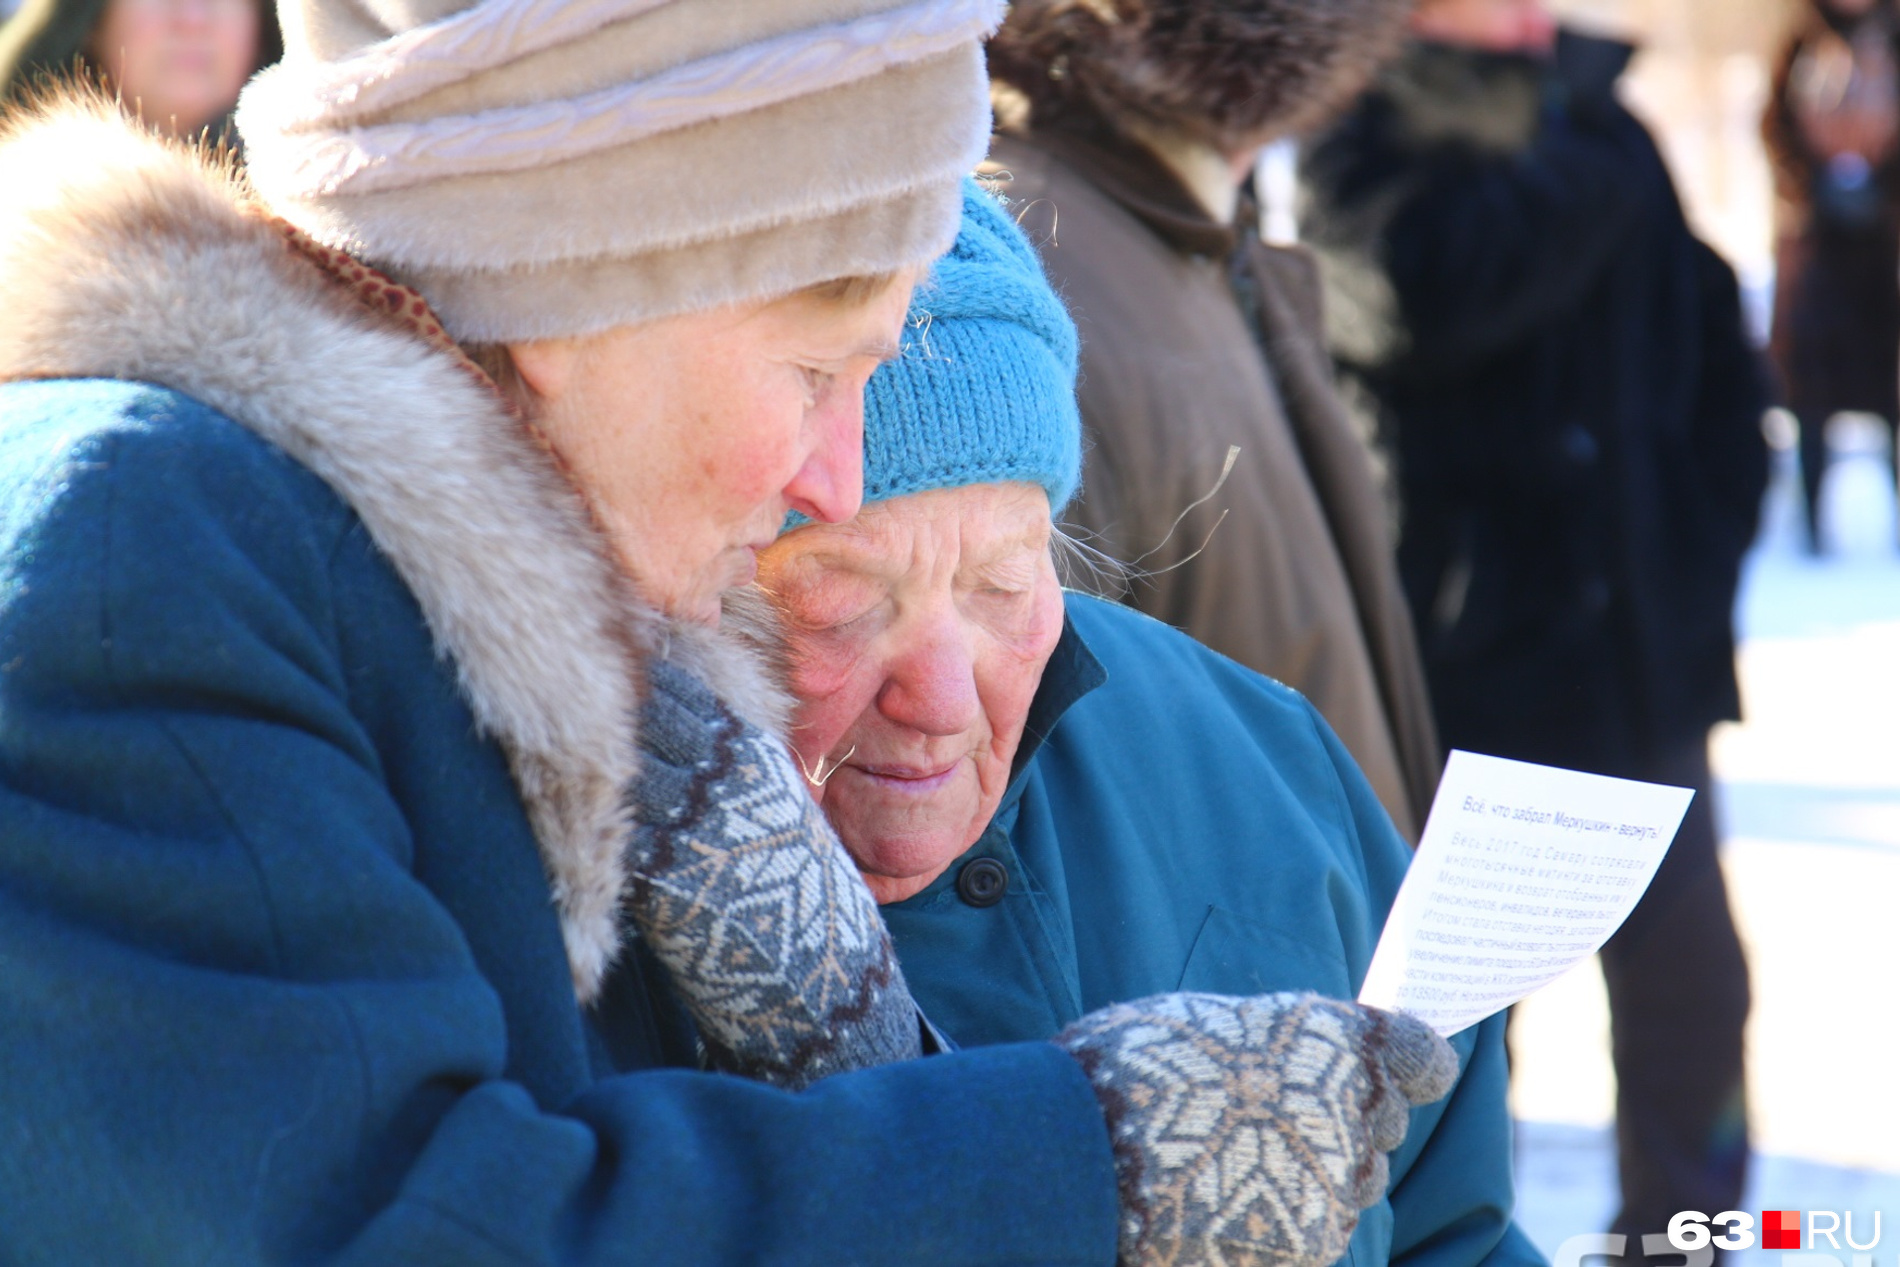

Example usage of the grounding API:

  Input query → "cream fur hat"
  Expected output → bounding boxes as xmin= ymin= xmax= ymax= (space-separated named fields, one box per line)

xmin=236 ymin=0 xmax=1006 ymax=342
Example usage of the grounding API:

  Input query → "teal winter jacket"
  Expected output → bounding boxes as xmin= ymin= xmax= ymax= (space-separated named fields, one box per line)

xmin=884 ymin=594 xmax=1548 ymax=1267
xmin=0 ymin=376 xmax=1123 ymax=1265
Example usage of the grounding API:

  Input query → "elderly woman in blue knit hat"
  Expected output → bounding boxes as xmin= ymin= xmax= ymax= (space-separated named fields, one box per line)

xmin=756 ymin=184 xmax=1545 ymax=1267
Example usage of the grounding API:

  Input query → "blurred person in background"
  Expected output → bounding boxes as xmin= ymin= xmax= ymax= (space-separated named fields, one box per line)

xmin=0 ymin=0 xmax=278 ymax=138
xmin=1765 ymin=0 xmax=1900 ymax=552
xmin=981 ymin=0 xmax=1444 ymax=844
xmin=1302 ymin=0 xmax=1769 ymax=1252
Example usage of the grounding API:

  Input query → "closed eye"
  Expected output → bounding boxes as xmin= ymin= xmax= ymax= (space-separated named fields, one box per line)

xmin=773 ymin=579 xmax=885 ymax=634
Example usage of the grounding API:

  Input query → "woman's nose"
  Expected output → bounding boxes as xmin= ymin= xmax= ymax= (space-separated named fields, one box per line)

xmin=782 ymin=390 xmax=864 ymax=525
xmin=876 ymin=618 xmax=981 ymax=738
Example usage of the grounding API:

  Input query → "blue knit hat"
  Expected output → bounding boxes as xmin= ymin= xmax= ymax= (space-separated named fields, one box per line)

xmin=784 ymin=179 xmax=1081 ymax=530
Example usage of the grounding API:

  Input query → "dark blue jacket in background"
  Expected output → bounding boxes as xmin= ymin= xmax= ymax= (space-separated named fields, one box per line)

xmin=1302 ymin=36 xmax=1770 ymax=774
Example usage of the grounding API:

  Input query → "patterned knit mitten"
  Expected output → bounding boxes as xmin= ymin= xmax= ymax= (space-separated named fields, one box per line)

xmin=1055 ymin=991 xmax=1459 ymax=1267
xmin=626 ymin=659 xmax=923 ymax=1090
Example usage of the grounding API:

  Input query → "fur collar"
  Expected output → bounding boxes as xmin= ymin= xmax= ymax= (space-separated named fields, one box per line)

xmin=0 ymin=98 xmax=790 ymax=1003
xmin=989 ymin=0 xmax=1414 ymax=153
xmin=1376 ymin=41 xmax=1547 ymax=156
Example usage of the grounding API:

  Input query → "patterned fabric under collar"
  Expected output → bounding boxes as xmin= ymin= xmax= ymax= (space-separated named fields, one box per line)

xmin=269 ymin=216 xmax=507 ymax=403
xmin=268 ymin=215 xmax=605 ymax=533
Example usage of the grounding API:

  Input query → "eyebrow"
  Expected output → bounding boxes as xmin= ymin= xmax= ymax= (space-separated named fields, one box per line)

xmin=856 ymin=338 xmax=902 ymax=364
xmin=782 ymin=541 xmax=890 ymax=579
xmin=789 ymin=525 xmax=1048 ymax=578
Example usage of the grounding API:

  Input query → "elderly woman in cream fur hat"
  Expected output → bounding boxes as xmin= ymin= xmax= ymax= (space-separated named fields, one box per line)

xmin=0 ymin=1 xmax=1455 ymax=1262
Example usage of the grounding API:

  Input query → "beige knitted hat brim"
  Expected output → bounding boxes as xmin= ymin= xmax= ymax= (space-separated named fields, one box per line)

xmin=238 ymin=0 xmax=1005 ymax=342
xmin=409 ymin=182 xmax=956 ymax=342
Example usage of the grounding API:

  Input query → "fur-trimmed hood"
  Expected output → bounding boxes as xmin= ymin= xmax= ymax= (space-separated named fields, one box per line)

xmin=0 ymin=97 xmax=790 ymax=1004
xmin=988 ymin=0 xmax=1414 ymax=153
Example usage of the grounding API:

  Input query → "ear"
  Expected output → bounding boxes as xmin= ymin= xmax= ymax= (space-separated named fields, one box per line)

xmin=505 ymin=337 xmax=583 ymax=404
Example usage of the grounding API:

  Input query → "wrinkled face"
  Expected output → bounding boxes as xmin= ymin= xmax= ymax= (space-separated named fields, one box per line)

xmin=1410 ymin=0 xmax=1556 ymax=54
xmin=89 ymin=0 xmax=260 ymax=137
xmin=758 ymin=483 xmax=1066 ymax=903
xmin=512 ymin=278 xmax=912 ymax=625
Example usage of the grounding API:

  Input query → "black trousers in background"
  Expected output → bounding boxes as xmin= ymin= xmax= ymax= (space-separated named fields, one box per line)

xmin=1775 ymin=220 xmax=1900 ymax=554
xmin=1598 ymin=739 xmax=1752 ymax=1243
xmin=1798 ymin=408 xmax=1899 ymax=552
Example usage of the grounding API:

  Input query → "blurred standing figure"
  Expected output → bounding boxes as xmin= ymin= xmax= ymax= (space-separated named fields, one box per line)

xmin=1303 ymin=0 xmax=1769 ymax=1251
xmin=1765 ymin=0 xmax=1900 ymax=552
xmin=0 ymin=0 xmax=277 ymax=137
xmin=983 ymin=0 xmax=1443 ymax=842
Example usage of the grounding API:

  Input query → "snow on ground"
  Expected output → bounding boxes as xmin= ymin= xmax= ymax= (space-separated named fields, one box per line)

xmin=1509 ymin=417 xmax=1900 ymax=1262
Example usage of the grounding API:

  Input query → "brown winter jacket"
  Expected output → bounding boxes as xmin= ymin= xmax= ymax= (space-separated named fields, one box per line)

xmin=988 ymin=123 xmax=1441 ymax=840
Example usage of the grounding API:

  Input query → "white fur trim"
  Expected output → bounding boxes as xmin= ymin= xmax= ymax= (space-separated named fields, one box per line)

xmin=0 ymin=101 xmax=793 ymax=1002
xmin=243 ymin=0 xmax=1005 ymax=200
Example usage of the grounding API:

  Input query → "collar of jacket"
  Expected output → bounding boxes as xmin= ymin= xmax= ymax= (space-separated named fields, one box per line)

xmin=1369 ymin=39 xmax=1552 ymax=155
xmin=1003 ymin=606 xmax=1109 ymax=802
xmin=1003 ymin=111 xmax=1239 ymax=259
xmin=0 ymin=98 xmax=792 ymax=1005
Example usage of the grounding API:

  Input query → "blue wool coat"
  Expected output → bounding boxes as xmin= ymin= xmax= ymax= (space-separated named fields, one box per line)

xmin=0 ymin=378 xmax=1121 ymax=1265
xmin=884 ymin=594 xmax=1548 ymax=1267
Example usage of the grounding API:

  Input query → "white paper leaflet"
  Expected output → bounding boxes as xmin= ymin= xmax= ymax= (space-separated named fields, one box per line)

xmin=1358 ymin=750 xmax=1694 ymax=1036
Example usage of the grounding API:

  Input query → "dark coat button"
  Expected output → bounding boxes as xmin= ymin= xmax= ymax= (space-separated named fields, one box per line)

xmin=955 ymin=857 xmax=1009 ymax=908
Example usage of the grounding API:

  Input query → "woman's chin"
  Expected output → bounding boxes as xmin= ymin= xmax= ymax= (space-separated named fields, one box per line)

xmin=840 ymin=832 xmax=971 ymax=905
xmin=824 ymin=766 xmax=995 ymax=902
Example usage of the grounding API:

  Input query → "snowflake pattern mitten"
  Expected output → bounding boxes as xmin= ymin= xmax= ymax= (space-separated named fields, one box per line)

xmin=627 ymin=660 xmax=922 ymax=1089
xmin=1055 ymin=991 xmax=1459 ymax=1267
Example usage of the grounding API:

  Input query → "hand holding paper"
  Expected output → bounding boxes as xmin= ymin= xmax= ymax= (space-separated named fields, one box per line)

xmin=1358 ymin=750 xmax=1694 ymax=1036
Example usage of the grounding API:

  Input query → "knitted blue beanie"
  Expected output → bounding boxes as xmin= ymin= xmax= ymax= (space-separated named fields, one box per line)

xmin=784 ymin=178 xmax=1081 ymax=530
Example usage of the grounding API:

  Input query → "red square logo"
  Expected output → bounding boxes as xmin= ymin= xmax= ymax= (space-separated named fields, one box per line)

xmin=1763 ymin=1211 xmax=1802 ymax=1250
